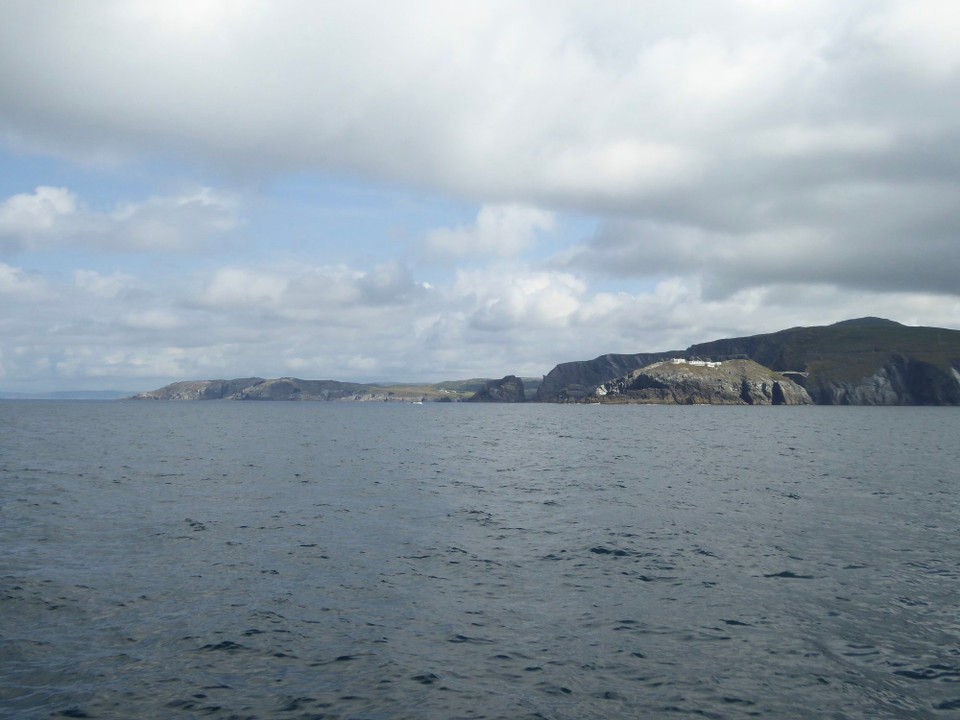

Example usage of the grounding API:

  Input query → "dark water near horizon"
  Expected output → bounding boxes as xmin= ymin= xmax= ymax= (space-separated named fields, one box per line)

xmin=1 ymin=401 xmax=958 ymax=719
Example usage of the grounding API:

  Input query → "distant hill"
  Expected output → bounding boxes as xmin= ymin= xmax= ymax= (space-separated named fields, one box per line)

xmin=130 ymin=376 xmax=542 ymax=402
xmin=537 ymin=318 xmax=960 ymax=405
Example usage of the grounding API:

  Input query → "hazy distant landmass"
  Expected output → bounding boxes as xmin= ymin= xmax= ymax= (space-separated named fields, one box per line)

xmin=130 ymin=377 xmax=542 ymax=403
xmin=129 ymin=318 xmax=960 ymax=406
xmin=0 ymin=390 xmax=133 ymax=400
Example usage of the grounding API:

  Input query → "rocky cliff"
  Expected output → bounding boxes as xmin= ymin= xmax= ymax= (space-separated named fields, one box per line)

xmin=689 ymin=318 xmax=960 ymax=405
xmin=592 ymin=359 xmax=812 ymax=405
xmin=535 ymin=352 xmax=683 ymax=402
xmin=536 ymin=318 xmax=960 ymax=406
xmin=466 ymin=375 xmax=526 ymax=402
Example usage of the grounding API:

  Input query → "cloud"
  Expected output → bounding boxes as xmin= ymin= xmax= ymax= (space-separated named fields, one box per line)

xmin=195 ymin=262 xmax=424 ymax=317
xmin=1 ymin=252 xmax=959 ymax=392
xmin=1 ymin=2 xmax=960 ymax=392
xmin=0 ymin=262 xmax=48 ymax=300
xmin=0 ymin=185 xmax=238 ymax=253
xmin=570 ymin=169 xmax=960 ymax=299
xmin=3 ymin=4 xmax=956 ymax=264
xmin=0 ymin=186 xmax=77 ymax=243
xmin=0 ymin=3 xmax=947 ymax=200
xmin=73 ymin=269 xmax=138 ymax=299
xmin=424 ymin=204 xmax=555 ymax=259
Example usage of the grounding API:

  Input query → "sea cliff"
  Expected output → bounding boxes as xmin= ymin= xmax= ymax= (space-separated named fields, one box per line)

xmin=592 ymin=359 xmax=812 ymax=405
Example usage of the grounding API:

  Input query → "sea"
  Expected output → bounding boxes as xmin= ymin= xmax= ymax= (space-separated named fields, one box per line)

xmin=1 ymin=400 xmax=958 ymax=719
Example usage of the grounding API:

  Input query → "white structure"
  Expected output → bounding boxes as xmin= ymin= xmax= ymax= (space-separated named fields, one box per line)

xmin=662 ymin=358 xmax=723 ymax=368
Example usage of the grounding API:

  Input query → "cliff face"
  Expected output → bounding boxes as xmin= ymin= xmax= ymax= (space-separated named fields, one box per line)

xmin=535 ymin=352 xmax=683 ymax=402
xmin=689 ymin=318 xmax=960 ymax=406
xmin=538 ymin=318 xmax=960 ymax=405
xmin=804 ymin=356 xmax=960 ymax=406
xmin=467 ymin=375 xmax=526 ymax=402
xmin=593 ymin=359 xmax=812 ymax=405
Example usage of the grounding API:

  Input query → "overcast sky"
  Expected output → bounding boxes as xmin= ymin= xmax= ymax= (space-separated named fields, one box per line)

xmin=2 ymin=0 xmax=959 ymax=392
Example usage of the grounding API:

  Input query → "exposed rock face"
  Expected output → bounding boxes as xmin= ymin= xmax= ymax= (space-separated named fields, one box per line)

xmin=689 ymin=318 xmax=960 ymax=406
xmin=535 ymin=352 xmax=683 ymax=402
xmin=592 ymin=359 xmax=812 ymax=405
xmin=467 ymin=375 xmax=526 ymax=402
xmin=538 ymin=318 xmax=960 ymax=405
xmin=804 ymin=356 xmax=960 ymax=406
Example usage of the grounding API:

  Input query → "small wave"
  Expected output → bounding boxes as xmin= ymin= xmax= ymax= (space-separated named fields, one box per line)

xmin=763 ymin=570 xmax=815 ymax=579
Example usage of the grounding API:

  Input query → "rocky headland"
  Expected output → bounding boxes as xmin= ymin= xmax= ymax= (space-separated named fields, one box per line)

xmin=592 ymin=359 xmax=812 ymax=405
xmin=536 ymin=318 xmax=960 ymax=406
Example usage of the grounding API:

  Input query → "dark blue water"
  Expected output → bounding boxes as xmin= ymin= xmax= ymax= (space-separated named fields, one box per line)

xmin=1 ymin=401 xmax=958 ymax=719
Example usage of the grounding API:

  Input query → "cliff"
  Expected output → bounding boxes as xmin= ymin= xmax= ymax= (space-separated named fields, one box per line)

xmin=536 ymin=318 xmax=960 ymax=406
xmin=535 ymin=352 xmax=683 ymax=402
xmin=592 ymin=359 xmax=812 ymax=405
xmin=689 ymin=318 xmax=960 ymax=405
xmin=466 ymin=375 xmax=526 ymax=402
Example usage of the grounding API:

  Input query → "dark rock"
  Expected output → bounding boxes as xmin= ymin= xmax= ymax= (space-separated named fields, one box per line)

xmin=466 ymin=375 xmax=526 ymax=402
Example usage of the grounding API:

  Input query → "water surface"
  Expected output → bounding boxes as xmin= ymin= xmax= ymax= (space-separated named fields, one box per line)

xmin=1 ymin=401 xmax=958 ymax=718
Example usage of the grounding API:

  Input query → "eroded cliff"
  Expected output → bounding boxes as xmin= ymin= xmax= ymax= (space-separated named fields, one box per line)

xmin=592 ymin=359 xmax=812 ymax=405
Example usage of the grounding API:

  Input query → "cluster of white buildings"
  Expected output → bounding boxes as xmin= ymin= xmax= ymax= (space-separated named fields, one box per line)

xmin=669 ymin=358 xmax=723 ymax=368
xmin=645 ymin=358 xmax=724 ymax=370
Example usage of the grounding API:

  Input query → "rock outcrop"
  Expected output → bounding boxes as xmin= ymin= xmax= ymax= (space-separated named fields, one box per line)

xmin=592 ymin=359 xmax=812 ymax=405
xmin=535 ymin=352 xmax=683 ymax=403
xmin=466 ymin=375 xmax=526 ymax=402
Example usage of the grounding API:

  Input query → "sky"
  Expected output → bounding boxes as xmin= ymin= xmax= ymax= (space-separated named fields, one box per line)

xmin=2 ymin=0 xmax=960 ymax=393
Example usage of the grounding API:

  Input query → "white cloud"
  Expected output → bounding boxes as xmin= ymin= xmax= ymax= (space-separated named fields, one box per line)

xmin=120 ymin=310 xmax=183 ymax=330
xmin=74 ymin=269 xmax=137 ymax=298
xmin=197 ymin=267 xmax=289 ymax=309
xmin=453 ymin=268 xmax=585 ymax=331
xmin=0 ymin=186 xmax=238 ymax=253
xmin=0 ymin=262 xmax=49 ymax=300
xmin=857 ymin=0 xmax=960 ymax=79
xmin=0 ymin=186 xmax=77 ymax=249
xmin=425 ymin=204 xmax=555 ymax=259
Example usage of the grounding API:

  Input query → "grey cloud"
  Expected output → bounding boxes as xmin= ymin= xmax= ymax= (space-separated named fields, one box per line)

xmin=356 ymin=263 xmax=424 ymax=306
xmin=578 ymin=192 xmax=960 ymax=300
